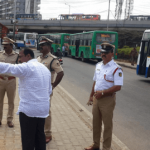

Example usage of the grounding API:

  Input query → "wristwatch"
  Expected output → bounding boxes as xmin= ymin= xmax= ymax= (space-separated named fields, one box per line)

xmin=102 ymin=90 xmax=104 ymax=95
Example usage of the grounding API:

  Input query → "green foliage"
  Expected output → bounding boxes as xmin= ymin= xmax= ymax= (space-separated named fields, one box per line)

xmin=118 ymin=46 xmax=140 ymax=55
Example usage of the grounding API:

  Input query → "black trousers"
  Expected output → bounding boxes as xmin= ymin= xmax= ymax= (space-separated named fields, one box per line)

xmin=19 ymin=112 xmax=46 ymax=150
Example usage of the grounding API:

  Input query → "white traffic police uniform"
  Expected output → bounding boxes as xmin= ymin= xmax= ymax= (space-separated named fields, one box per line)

xmin=92 ymin=59 xmax=123 ymax=149
xmin=93 ymin=59 xmax=123 ymax=91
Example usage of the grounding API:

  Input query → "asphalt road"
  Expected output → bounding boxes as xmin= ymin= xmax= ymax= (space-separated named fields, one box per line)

xmin=59 ymin=56 xmax=150 ymax=150
xmin=33 ymin=50 xmax=150 ymax=150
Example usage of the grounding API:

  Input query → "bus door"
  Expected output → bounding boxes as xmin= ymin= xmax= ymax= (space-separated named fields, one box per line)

xmin=75 ymin=39 xmax=80 ymax=57
xmin=137 ymin=40 xmax=150 ymax=77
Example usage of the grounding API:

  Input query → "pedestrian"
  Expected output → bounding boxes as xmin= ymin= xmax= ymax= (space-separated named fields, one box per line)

xmin=0 ymin=37 xmax=18 ymax=128
xmin=0 ymin=48 xmax=52 ymax=150
xmin=62 ymin=44 xmax=66 ymax=56
xmin=56 ymin=47 xmax=63 ymax=58
xmin=85 ymin=43 xmax=123 ymax=150
xmin=37 ymin=36 xmax=64 ymax=143
xmin=130 ymin=47 xmax=137 ymax=66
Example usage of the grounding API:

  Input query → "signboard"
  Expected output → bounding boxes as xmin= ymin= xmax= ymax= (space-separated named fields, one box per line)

xmin=101 ymin=34 xmax=110 ymax=38
xmin=96 ymin=45 xmax=102 ymax=53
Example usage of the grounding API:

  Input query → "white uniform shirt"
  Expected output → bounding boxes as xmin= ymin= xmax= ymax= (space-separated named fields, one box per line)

xmin=93 ymin=59 xmax=123 ymax=92
xmin=0 ymin=59 xmax=52 ymax=118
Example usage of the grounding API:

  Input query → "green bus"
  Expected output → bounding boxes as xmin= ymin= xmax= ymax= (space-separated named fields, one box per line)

xmin=68 ymin=30 xmax=118 ymax=61
xmin=37 ymin=33 xmax=70 ymax=55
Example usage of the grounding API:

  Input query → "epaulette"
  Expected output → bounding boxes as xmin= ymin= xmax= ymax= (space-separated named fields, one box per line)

xmin=37 ymin=54 xmax=42 ymax=58
xmin=96 ymin=61 xmax=103 ymax=67
xmin=15 ymin=51 xmax=19 ymax=55
xmin=114 ymin=61 xmax=122 ymax=69
xmin=113 ymin=62 xmax=123 ymax=75
xmin=50 ymin=53 xmax=57 ymax=59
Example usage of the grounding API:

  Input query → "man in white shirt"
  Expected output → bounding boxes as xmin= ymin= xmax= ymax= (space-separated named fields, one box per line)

xmin=85 ymin=43 xmax=123 ymax=150
xmin=0 ymin=48 xmax=52 ymax=150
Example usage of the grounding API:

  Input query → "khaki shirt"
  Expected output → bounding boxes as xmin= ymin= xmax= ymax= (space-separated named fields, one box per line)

xmin=0 ymin=50 xmax=18 ymax=77
xmin=37 ymin=52 xmax=63 ymax=83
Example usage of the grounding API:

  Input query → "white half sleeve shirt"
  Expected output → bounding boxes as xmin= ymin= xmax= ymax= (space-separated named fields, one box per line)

xmin=93 ymin=59 xmax=123 ymax=92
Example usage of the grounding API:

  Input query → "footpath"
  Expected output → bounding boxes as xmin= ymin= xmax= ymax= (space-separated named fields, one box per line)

xmin=0 ymin=61 xmax=134 ymax=150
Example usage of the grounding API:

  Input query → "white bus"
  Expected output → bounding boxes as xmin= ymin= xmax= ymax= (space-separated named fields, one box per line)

xmin=7 ymin=32 xmax=37 ymax=49
xmin=136 ymin=29 xmax=150 ymax=78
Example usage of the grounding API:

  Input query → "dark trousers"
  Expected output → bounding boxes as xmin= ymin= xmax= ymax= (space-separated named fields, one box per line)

xmin=19 ymin=112 xmax=46 ymax=150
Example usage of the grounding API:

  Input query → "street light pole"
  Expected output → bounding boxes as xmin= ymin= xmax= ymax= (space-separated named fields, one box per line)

xmin=65 ymin=3 xmax=70 ymax=14
xmin=13 ymin=0 xmax=16 ymax=40
xmin=107 ymin=0 xmax=111 ymax=31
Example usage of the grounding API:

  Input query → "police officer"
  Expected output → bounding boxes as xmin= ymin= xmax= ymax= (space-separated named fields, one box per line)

xmin=0 ymin=37 xmax=18 ymax=128
xmin=37 ymin=36 xmax=64 ymax=143
xmin=85 ymin=43 xmax=123 ymax=150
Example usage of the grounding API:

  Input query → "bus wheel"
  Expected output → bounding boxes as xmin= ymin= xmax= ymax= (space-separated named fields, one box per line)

xmin=81 ymin=53 xmax=86 ymax=62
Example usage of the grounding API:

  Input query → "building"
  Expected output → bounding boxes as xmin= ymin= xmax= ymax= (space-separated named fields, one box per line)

xmin=0 ymin=0 xmax=41 ymax=20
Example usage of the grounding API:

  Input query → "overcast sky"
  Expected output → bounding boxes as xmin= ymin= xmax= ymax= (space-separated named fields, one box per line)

xmin=39 ymin=0 xmax=149 ymax=20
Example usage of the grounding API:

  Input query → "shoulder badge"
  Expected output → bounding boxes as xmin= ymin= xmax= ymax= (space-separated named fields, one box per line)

xmin=119 ymin=72 xmax=122 ymax=77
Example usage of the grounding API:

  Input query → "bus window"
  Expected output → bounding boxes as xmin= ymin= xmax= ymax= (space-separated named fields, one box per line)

xmin=143 ymin=32 xmax=150 ymax=40
xmin=88 ymin=40 xmax=92 ymax=46
xmin=144 ymin=42 xmax=148 ymax=54
xmin=58 ymin=39 xmax=61 ymax=44
xmin=82 ymin=40 xmax=84 ymax=45
xmin=83 ymin=40 xmax=85 ymax=46
xmin=55 ymin=39 xmax=58 ymax=44
xmin=85 ymin=40 xmax=88 ymax=46
xmin=73 ymin=40 xmax=75 ymax=45
xmin=64 ymin=35 xmax=70 ymax=43
xmin=88 ymin=33 xmax=93 ymax=39
xmin=80 ymin=40 xmax=82 ymax=45
xmin=83 ymin=34 xmax=88 ymax=40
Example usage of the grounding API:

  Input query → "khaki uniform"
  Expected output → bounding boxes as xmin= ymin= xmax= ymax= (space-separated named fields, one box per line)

xmin=37 ymin=52 xmax=63 ymax=137
xmin=0 ymin=50 xmax=18 ymax=122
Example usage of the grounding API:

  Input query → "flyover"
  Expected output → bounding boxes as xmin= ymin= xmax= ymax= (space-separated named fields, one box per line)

xmin=1 ymin=19 xmax=150 ymax=33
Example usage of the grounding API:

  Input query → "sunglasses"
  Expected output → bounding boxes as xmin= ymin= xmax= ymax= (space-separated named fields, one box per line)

xmin=40 ymin=43 xmax=47 ymax=47
xmin=101 ymin=51 xmax=111 ymax=55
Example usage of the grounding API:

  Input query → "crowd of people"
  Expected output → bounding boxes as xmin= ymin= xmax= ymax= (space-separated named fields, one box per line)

xmin=0 ymin=36 xmax=123 ymax=150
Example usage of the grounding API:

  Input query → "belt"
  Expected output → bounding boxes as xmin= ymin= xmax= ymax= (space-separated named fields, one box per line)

xmin=94 ymin=92 xmax=116 ymax=99
xmin=101 ymin=93 xmax=115 ymax=98
xmin=0 ymin=76 xmax=16 ymax=80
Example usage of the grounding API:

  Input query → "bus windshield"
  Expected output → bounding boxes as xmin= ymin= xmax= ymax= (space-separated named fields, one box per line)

xmin=15 ymin=33 xmax=24 ymax=40
xmin=26 ymin=34 xmax=36 ymax=39
xmin=64 ymin=35 xmax=70 ymax=43
xmin=96 ymin=34 xmax=116 ymax=43
xmin=142 ymin=32 xmax=150 ymax=40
